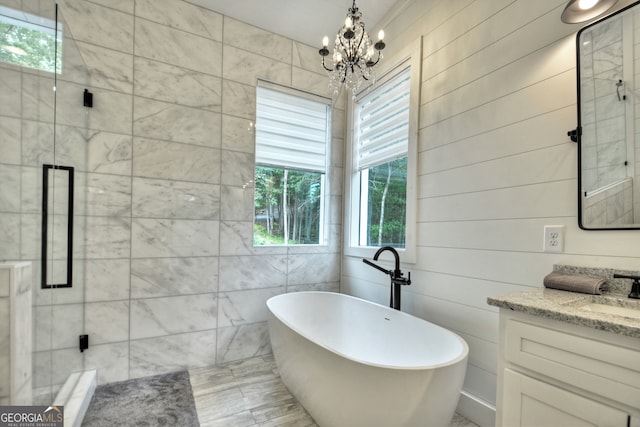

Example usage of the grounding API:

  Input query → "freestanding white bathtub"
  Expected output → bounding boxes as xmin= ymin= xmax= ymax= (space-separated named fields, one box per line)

xmin=266 ymin=291 xmax=469 ymax=427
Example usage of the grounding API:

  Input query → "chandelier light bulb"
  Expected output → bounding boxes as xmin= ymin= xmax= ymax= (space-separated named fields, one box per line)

xmin=322 ymin=36 xmax=329 ymax=48
xmin=345 ymin=16 xmax=353 ymax=29
xmin=378 ymin=30 xmax=384 ymax=41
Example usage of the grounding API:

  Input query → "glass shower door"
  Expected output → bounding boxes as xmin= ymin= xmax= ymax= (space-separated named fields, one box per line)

xmin=36 ymin=2 xmax=91 ymax=405
xmin=0 ymin=0 xmax=89 ymax=406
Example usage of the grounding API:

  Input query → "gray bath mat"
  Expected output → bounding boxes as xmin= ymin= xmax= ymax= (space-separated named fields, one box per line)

xmin=82 ymin=370 xmax=199 ymax=426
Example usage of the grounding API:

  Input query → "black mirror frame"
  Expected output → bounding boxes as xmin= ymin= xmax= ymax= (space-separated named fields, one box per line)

xmin=575 ymin=0 xmax=640 ymax=230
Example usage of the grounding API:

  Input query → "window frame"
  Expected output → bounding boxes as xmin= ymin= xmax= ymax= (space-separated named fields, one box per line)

xmin=344 ymin=38 xmax=421 ymax=263
xmin=253 ymin=80 xmax=332 ymax=247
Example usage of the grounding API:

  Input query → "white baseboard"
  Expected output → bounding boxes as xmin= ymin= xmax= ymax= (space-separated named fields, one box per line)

xmin=457 ymin=390 xmax=496 ymax=427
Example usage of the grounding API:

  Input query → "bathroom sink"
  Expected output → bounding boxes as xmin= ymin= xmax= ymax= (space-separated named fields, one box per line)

xmin=577 ymin=303 xmax=640 ymax=320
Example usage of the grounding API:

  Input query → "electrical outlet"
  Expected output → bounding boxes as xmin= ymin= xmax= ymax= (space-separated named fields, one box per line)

xmin=543 ymin=225 xmax=565 ymax=253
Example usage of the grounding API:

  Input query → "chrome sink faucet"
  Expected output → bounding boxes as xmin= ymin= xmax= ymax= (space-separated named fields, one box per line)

xmin=363 ymin=246 xmax=411 ymax=310
xmin=613 ymin=274 xmax=640 ymax=299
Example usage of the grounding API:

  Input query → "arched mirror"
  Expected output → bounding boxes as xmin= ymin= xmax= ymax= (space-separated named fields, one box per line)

xmin=577 ymin=1 xmax=640 ymax=229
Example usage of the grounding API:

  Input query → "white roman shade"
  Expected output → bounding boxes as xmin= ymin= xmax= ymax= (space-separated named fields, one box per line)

xmin=355 ymin=66 xmax=410 ymax=170
xmin=255 ymin=85 xmax=330 ymax=173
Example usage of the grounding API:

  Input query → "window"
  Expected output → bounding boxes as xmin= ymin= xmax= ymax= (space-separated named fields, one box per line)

xmin=254 ymin=83 xmax=331 ymax=246
xmin=356 ymin=68 xmax=410 ymax=248
xmin=0 ymin=6 xmax=60 ymax=73
xmin=345 ymin=53 xmax=418 ymax=261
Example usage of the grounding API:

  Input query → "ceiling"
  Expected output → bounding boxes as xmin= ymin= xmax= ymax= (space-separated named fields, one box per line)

xmin=185 ymin=0 xmax=400 ymax=48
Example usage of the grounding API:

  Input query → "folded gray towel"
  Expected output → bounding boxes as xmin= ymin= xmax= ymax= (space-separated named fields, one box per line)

xmin=543 ymin=271 xmax=606 ymax=295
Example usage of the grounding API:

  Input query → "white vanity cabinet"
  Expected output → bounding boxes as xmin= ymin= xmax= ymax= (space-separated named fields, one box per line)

xmin=496 ymin=310 xmax=640 ymax=427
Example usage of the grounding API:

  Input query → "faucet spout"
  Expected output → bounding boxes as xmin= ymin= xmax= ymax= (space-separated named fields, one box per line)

xmin=363 ymin=246 xmax=411 ymax=311
xmin=614 ymin=273 xmax=640 ymax=299
xmin=373 ymin=246 xmax=400 ymax=272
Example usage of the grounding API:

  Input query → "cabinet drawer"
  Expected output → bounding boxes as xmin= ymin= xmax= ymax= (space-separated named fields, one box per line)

xmin=505 ymin=319 xmax=640 ymax=408
xmin=503 ymin=369 xmax=629 ymax=427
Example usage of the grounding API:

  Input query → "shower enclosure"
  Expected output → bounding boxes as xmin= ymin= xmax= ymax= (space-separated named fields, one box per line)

xmin=0 ymin=0 xmax=93 ymax=411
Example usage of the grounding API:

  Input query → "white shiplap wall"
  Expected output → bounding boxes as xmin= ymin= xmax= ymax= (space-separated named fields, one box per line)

xmin=340 ymin=0 xmax=640 ymax=426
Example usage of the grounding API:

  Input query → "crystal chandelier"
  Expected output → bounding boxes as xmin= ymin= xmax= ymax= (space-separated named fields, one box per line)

xmin=319 ymin=0 xmax=386 ymax=97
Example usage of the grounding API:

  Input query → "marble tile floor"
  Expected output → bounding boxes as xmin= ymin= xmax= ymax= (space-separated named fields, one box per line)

xmin=189 ymin=354 xmax=479 ymax=427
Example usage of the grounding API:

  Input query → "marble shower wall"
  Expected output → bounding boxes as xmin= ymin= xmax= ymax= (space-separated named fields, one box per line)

xmin=59 ymin=0 xmax=343 ymax=384
xmin=579 ymin=15 xmax=627 ymax=195
xmin=0 ymin=263 xmax=32 ymax=405
xmin=1 ymin=0 xmax=343 ymax=390
xmin=582 ymin=178 xmax=634 ymax=225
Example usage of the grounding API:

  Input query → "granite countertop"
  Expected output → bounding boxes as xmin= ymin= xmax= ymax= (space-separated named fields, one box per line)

xmin=487 ymin=288 xmax=640 ymax=339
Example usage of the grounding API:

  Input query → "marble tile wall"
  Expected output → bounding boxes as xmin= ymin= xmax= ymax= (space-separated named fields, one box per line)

xmin=0 ymin=0 xmax=344 ymax=393
xmin=582 ymin=177 xmax=634 ymax=225
xmin=0 ymin=263 xmax=33 ymax=405
xmin=0 ymin=269 xmax=10 ymax=405
xmin=580 ymin=15 xmax=628 ymax=195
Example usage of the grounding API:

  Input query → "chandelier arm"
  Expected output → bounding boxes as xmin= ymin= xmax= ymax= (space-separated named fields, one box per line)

xmin=354 ymin=24 xmax=366 ymax=57
xmin=321 ymin=56 xmax=334 ymax=72
xmin=367 ymin=51 xmax=381 ymax=67
xmin=337 ymin=36 xmax=354 ymax=64
xmin=350 ymin=36 xmax=358 ymax=64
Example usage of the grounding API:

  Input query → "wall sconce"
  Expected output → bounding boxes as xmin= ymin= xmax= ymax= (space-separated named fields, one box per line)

xmin=561 ymin=0 xmax=619 ymax=23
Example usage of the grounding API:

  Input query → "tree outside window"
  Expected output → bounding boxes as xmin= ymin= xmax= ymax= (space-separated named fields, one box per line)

xmin=361 ymin=157 xmax=407 ymax=247
xmin=254 ymin=167 xmax=323 ymax=245
xmin=0 ymin=11 xmax=59 ymax=73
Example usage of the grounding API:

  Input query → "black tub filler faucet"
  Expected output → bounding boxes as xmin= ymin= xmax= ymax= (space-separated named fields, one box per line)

xmin=363 ymin=246 xmax=411 ymax=310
